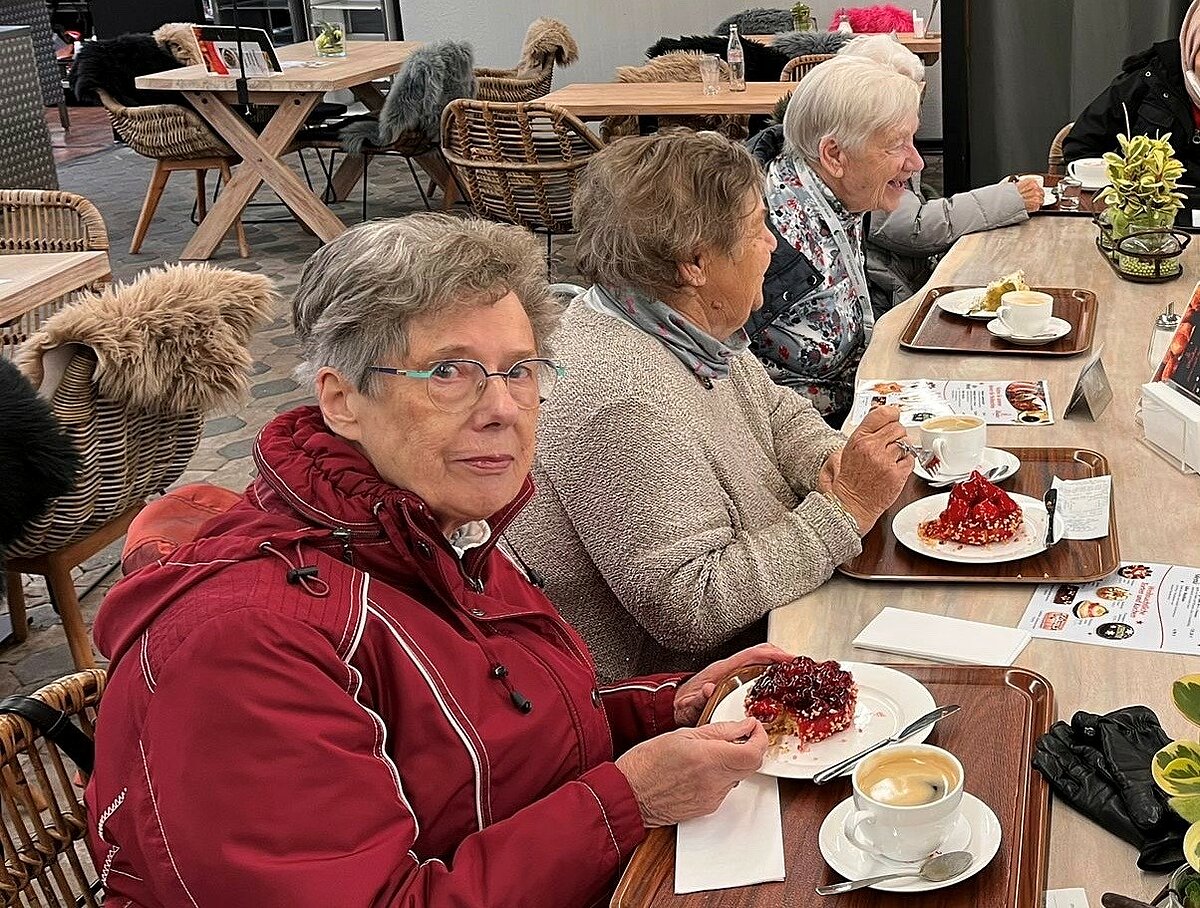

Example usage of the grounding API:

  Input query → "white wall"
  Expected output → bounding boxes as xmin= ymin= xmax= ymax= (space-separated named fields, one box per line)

xmin=403 ymin=1 xmax=943 ymax=138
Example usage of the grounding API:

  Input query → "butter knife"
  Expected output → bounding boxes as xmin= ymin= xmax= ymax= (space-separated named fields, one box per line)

xmin=812 ymin=704 xmax=961 ymax=784
xmin=1044 ymin=487 xmax=1059 ymax=547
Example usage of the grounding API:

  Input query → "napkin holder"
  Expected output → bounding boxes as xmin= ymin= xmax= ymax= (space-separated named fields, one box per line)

xmin=1140 ymin=381 xmax=1200 ymax=474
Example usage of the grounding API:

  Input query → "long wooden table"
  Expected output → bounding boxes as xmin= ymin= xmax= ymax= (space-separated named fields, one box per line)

xmin=768 ymin=215 xmax=1200 ymax=901
xmin=747 ymin=31 xmax=942 ymax=64
xmin=135 ymin=40 xmax=422 ymax=261
xmin=0 ymin=252 xmax=111 ymax=325
xmin=539 ymin=81 xmax=794 ymax=118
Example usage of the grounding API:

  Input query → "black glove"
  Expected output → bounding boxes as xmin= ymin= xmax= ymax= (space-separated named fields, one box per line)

xmin=1032 ymin=706 xmax=1187 ymax=872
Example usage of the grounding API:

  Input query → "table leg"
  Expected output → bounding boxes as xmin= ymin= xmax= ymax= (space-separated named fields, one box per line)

xmin=331 ymin=82 xmax=389 ymax=202
xmin=412 ymin=150 xmax=460 ymax=210
xmin=181 ymin=91 xmax=335 ymax=260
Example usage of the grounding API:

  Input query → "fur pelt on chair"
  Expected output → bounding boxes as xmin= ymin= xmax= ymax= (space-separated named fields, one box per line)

xmin=714 ymin=8 xmax=794 ymax=36
xmin=17 ymin=264 xmax=276 ymax=416
xmin=646 ymin=35 xmax=788 ymax=82
xmin=602 ymin=53 xmax=748 ymax=143
xmin=0 ymin=359 xmax=80 ymax=551
xmin=517 ymin=17 xmax=578 ymax=77
xmin=340 ymin=41 xmax=475 ymax=154
xmin=772 ymin=30 xmax=851 ymax=59
xmin=153 ymin=22 xmax=203 ymax=66
xmin=829 ymin=5 xmax=914 ymax=33
xmin=71 ymin=34 xmax=185 ymax=107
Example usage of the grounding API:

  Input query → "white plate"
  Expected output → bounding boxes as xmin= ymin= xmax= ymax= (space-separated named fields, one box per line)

xmin=986 ymin=315 xmax=1072 ymax=346
xmin=708 ymin=662 xmax=937 ymax=779
xmin=1041 ymin=187 xmax=1056 ymax=207
xmin=933 ymin=287 xmax=995 ymax=320
xmin=892 ymin=491 xmax=1066 ymax=564
xmin=818 ymin=792 xmax=1002 ymax=892
xmin=913 ymin=447 xmax=1021 ymax=485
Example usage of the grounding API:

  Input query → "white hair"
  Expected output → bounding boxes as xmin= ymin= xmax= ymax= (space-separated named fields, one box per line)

xmin=782 ymin=55 xmax=922 ymax=163
xmin=838 ymin=34 xmax=925 ymax=83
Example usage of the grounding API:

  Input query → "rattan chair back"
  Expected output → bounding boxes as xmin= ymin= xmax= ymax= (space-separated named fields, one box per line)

xmin=780 ymin=53 xmax=835 ymax=81
xmin=1048 ymin=121 xmax=1075 ymax=176
xmin=96 ymin=89 xmax=232 ymax=161
xmin=441 ymin=100 xmax=602 ymax=234
xmin=0 ymin=669 xmax=106 ymax=907
xmin=474 ymin=64 xmax=555 ymax=103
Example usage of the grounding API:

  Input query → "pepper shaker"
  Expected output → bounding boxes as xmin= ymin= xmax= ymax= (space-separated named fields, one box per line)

xmin=1149 ymin=302 xmax=1181 ymax=373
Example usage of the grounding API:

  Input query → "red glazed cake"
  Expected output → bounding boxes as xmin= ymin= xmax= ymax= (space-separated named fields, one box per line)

xmin=918 ymin=470 xmax=1023 ymax=546
xmin=744 ymin=657 xmax=857 ymax=747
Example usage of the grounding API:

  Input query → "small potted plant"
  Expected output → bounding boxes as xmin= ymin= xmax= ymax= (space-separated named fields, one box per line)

xmin=1153 ymin=674 xmax=1200 ymax=906
xmin=312 ymin=21 xmax=346 ymax=58
xmin=791 ymin=3 xmax=815 ymax=31
xmin=1096 ymin=131 xmax=1187 ymax=279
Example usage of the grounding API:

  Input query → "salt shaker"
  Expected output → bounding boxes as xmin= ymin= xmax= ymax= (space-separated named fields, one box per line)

xmin=1149 ymin=302 xmax=1181 ymax=373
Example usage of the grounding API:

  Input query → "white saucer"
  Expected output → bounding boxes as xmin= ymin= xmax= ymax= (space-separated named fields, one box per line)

xmin=818 ymin=792 xmax=1002 ymax=892
xmin=986 ymin=316 xmax=1072 ymax=346
xmin=912 ymin=447 xmax=1021 ymax=485
xmin=1041 ymin=187 xmax=1056 ymax=207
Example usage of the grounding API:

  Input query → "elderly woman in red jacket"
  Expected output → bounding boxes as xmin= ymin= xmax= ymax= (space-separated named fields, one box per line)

xmin=85 ymin=214 xmax=784 ymax=907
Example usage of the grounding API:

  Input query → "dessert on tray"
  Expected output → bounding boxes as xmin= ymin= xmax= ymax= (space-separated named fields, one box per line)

xmin=971 ymin=269 xmax=1029 ymax=313
xmin=918 ymin=470 xmax=1024 ymax=546
xmin=744 ymin=656 xmax=857 ymax=747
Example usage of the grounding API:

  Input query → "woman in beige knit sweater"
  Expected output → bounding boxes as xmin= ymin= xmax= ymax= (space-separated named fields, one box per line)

xmin=507 ymin=131 xmax=911 ymax=682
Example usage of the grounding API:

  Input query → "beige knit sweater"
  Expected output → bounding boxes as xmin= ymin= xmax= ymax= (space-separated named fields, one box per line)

xmin=507 ymin=294 xmax=863 ymax=682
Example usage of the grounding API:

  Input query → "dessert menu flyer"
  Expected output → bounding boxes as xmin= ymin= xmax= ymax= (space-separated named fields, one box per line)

xmin=1153 ymin=283 xmax=1200 ymax=406
xmin=1020 ymin=562 xmax=1200 ymax=654
xmin=848 ymin=378 xmax=1055 ymax=427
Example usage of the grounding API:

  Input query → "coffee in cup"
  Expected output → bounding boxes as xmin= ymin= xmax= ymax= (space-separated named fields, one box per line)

xmin=843 ymin=743 xmax=965 ymax=863
xmin=918 ymin=414 xmax=986 ymax=475
xmin=998 ymin=290 xmax=1053 ymax=337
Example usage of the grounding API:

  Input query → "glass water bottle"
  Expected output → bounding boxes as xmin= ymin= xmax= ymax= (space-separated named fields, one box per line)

xmin=727 ymin=25 xmax=746 ymax=92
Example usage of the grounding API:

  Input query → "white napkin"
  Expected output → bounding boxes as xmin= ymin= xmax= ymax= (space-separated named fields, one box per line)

xmin=1045 ymin=889 xmax=1090 ymax=908
xmin=853 ymin=607 xmax=1031 ymax=665
xmin=674 ymin=773 xmax=785 ymax=894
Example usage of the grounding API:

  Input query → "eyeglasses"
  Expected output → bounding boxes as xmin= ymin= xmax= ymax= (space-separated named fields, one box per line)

xmin=367 ymin=358 xmax=565 ymax=413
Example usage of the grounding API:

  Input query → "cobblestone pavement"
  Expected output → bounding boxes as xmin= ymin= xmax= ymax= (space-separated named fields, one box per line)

xmin=2 ymin=142 xmax=585 ymax=694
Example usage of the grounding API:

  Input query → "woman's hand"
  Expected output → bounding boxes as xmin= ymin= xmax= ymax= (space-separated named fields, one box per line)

xmin=673 ymin=643 xmax=793 ymax=726
xmin=817 ymin=447 xmax=843 ymax=495
xmin=615 ymin=719 xmax=769 ymax=827
xmin=829 ymin=406 xmax=912 ymax=533
xmin=1014 ymin=176 xmax=1044 ymax=212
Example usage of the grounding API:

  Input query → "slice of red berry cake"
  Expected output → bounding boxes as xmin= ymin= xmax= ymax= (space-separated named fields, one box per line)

xmin=744 ymin=657 xmax=857 ymax=747
xmin=918 ymin=470 xmax=1024 ymax=547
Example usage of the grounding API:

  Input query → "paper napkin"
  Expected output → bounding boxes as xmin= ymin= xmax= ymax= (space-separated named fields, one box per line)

xmin=853 ymin=607 xmax=1031 ymax=665
xmin=674 ymin=773 xmax=785 ymax=894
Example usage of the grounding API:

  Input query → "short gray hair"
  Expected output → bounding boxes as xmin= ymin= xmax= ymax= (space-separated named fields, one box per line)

xmin=293 ymin=214 xmax=557 ymax=393
xmin=838 ymin=34 xmax=925 ymax=83
xmin=783 ymin=56 xmax=921 ymax=164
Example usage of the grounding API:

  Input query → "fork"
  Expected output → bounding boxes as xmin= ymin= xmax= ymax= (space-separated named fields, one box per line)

xmin=895 ymin=440 xmax=940 ymax=474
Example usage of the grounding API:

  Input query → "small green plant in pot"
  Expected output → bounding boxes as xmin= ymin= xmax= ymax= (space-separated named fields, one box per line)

xmin=792 ymin=3 xmax=815 ymax=31
xmin=1153 ymin=674 xmax=1200 ymax=906
xmin=1096 ymin=131 xmax=1186 ymax=278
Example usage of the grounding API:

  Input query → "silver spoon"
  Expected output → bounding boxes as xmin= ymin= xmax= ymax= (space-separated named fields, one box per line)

xmin=927 ymin=462 xmax=1007 ymax=489
xmin=815 ymin=850 xmax=973 ymax=895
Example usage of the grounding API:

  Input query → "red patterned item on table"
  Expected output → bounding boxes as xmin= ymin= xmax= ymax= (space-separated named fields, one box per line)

xmin=744 ymin=656 xmax=857 ymax=747
xmin=918 ymin=470 xmax=1024 ymax=546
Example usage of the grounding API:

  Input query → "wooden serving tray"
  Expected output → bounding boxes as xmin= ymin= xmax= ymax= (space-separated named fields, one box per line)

xmin=611 ymin=663 xmax=1054 ymax=908
xmin=839 ymin=446 xmax=1119 ymax=583
xmin=898 ymin=285 xmax=1097 ymax=357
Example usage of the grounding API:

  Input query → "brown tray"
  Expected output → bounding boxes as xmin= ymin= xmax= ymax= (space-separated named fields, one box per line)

xmin=1031 ymin=173 xmax=1104 ymax=217
xmin=611 ymin=663 xmax=1054 ymax=908
xmin=839 ymin=446 xmax=1119 ymax=583
xmin=898 ymin=285 xmax=1097 ymax=356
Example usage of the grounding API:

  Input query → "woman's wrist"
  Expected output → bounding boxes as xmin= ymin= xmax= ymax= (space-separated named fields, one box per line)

xmin=823 ymin=490 xmax=866 ymax=535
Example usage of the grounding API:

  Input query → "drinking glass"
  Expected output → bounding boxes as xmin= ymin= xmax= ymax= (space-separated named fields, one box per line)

xmin=699 ymin=54 xmax=721 ymax=96
xmin=311 ymin=22 xmax=346 ymax=58
xmin=1056 ymin=176 xmax=1082 ymax=210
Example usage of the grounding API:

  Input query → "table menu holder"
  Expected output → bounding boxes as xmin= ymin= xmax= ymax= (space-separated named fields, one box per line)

xmin=1140 ymin=381 xmax=1200 ymax=475
xmin=611 ymin=663 xmax=1054 ymax=908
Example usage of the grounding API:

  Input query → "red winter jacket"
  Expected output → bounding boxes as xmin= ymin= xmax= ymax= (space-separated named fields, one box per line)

xmin=86 ymin=406 xmax=686 ymax=907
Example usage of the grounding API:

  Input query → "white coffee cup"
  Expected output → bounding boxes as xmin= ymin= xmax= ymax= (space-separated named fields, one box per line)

xmin=843 ymin=743 xmax=965 ymax=864
xmin=1067 ymin=157 xmax=1109 ymax=187
xmin=1016 ymin=173 xmax=1044 ymax=188
xmin=918 ymin=414 xmax=986 ymax=475
xmin=998 ymin=289 xmax=1053 ymax=337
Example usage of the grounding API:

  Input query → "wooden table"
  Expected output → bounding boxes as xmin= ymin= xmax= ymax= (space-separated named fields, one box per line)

xmin=768 ymin=215 xmax=1200 ymax=902
xmin=539 ymin=81 xmax=794 ymax=118
xmin=135 ymin=40 xmax=422 ymax=261
xmin=747 ymin=31 xmax=942 ymax=65
xmin=0 ymin=252 xmax=111 ymax=325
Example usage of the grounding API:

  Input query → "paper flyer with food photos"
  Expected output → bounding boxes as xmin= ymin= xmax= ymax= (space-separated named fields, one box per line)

xmin=1020 ymin=562 xmax=1200 ymax=653
xmin=1153 ymin=283 xmax=1200 ymax=407
xmin=849 ymin=379 xmax=1055 ymax=428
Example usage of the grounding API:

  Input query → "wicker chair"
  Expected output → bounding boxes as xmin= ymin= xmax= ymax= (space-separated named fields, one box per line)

xmin=441 ymin=100 xmax=602 ymax=268
xmin=0 ymin=669 xmax=105 ymax=907
xmin=0 ymin=190 xmax=111 ymax=355
xmin=780 ymin=53 xmax=835 ymax=81
xmin=1048 ymin=121 xmax=1075 ymax=176
xmin=475 ymin=18 xmax=578 ymax=103
xmin=95 ymin=89 xmax=249 ymax=258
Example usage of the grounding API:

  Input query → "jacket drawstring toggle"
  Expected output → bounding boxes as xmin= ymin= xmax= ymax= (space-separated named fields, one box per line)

xmin=259 ymin=542 xmax=330 ymax=598
xmin=490 ymin=663 xmax=533 ymax=714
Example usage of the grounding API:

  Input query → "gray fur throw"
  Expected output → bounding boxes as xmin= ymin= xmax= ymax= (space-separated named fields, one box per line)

xmin=715 ymin=8 xmax=793 ymax=36
xmin=341 ymin=41 xmax=475 ymax=154
xmin=771 ymin=30 xmax=851 ymax=59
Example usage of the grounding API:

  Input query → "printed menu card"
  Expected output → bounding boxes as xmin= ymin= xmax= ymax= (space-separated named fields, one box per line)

xmin=849 ymin=378 xmax=1055 ymax=427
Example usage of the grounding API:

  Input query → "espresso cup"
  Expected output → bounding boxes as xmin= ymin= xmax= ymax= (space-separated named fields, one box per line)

xmin=1016 ymin=173 xmax=1044 ymax=188
xmin=842 ymin=743 xmax=965 ymax=864
xmin=918 ymin=414 xmax=986 ymax=475
xmin=1067 ymin=157 xmax=1108 ymax=187
xmin=998 ymin=290 xmax=1053 ymax=337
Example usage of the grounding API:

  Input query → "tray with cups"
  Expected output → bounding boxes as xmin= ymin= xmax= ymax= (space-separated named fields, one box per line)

xmin=899 ymin=284 xmax=1097 ymax=356
xmin=610 ymin=662 xmax=1054 ymax=907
